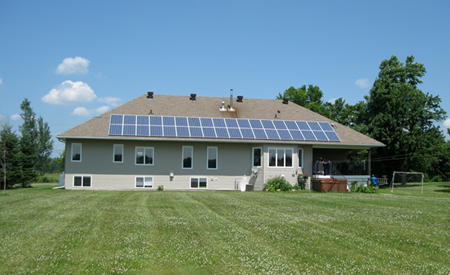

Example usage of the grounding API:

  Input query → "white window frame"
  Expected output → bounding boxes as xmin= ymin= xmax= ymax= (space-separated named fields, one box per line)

xmin=135 ymin=147 xmax=154 ymax=165
xmin=207 ymin=146 xmax=218 ymax=170
xmin=71 ymin=143 xmax=82 ymax=162
xmin=182 ymin=146 xmax=193 ymax=169
xmin=298 ymin=148 xmax=304 ymax=168
xmin=268 ymin=147 xmax=294 ymax=168
xmin=113 ymin=144 xmax=124 ymax=163
xmin=190 ymin=177 xmax=208 ymax=189
xmin=135 ymin=176 xmax=153 ymax=188
xmin=73 ymin=175 xmax=91 ymax=187
xmin=252 ymin=147 xmax=262 ymax=167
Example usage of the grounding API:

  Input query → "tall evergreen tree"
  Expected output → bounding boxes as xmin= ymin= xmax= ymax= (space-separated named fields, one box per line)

xmin=35 ymin=116 xmax=54 ymax=175
xmin=19 ymin=99 xmax=38 ymax=187
xmin=0 ymin=123 xmax=21 ymax=190
xmin=364 ymin=56 xmax=447 ymax=183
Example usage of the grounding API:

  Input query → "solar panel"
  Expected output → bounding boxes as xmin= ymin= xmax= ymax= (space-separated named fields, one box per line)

xmin=237 ymin=119 xmax=251 ymax=128
xmin=273 ymin=120 xmax=287 ymax=130
xmin=215 ymin=128 xmax=229 ymax=138
xmin=213 ymin=118 xmax=226 ymax=128
xmin=225 ymin=118 xmax=238 ymax=128
xmin=203 ymin=127 xmax=216 ymax=138
xmin=163 ymin=116 xmax=175 ymax=126
xmin=249 ymin=119 xmax=263 ymax=128
xmin=314 ymin=131 xmax=328 ymax=141
xmin=123 ymin=125 xmax=136 ymax=135
xmin=261 ymin=120 xmax=275 ymax=129
xmin=137 ymin=116 xmax=149 ymax=125
xmin=200 ymin=118 xmax=213 ymax=127
xmin=277 ymin=130 xmax=292 ymax=140
xmin=176 ymin=126 xmax=190 ymax=137
xmin=137 ymin=125 xmax=149 ymax=136
xmin=188 ymin=117 xmax=201 ymax=127
xmin=150 ymin=126 xmax=163 ymax=136
xmin=164 ymin=126 xmax=176 ymax=137
xmin=228 ymin=128 xmax=242 ymax=138
xmin=110 ymin=115 xmax=123 ymax=124
xmin=109 ymin=125 xmax=122 ymax=135
xmin=108 ymin=115 xmax=340 ymax=142
xmin=241 ymin=128 xmax=254 ymax=139
xmin=302 ymin=130 xmax=316 ymax=140
xmin=176 ymin=117 xmax=188 ymax=126
xmin=325 ymin=131 xmax=340 ymax=141
xmin=253 ymin=129 xmax=267 ymax=139
xmin=308 ymin=122 xmax=321 ymax=131
xmin=124 ymin=115 xmax=136 ymax=125
xmin=190 ymin=127 xmax=203 ymax=137
xmin=150 ymin=116 xmax=162 ymax=125
xmin=319 ymin=122 xmax=333 ymax=131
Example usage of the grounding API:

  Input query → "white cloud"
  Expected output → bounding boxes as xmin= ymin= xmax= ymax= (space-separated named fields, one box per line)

xmin=98 ymin=97 xmax=121 ymax=106
xmin=71 ymin=106 xmax=110 ymax=116
xmin=11 ymin=114 xmax=21 ymax=120
xmin=42 ymin=80 xmax=97 ymax=105
xmin=444 ymin=119 xmax=450 ymax=128
xmin=355 ymin=78 xmax=371 ymax=88
xmin=327 ymin=98 xmax=337 ymax=104
xmin=0 ymin=78 xmax=3 ymax=85
xmin=55 ymin=57 xmax=90 ymax=75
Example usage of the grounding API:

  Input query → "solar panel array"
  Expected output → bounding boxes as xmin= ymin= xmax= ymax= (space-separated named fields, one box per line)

xmin=108 ymin=115 xmax=340 ymax=142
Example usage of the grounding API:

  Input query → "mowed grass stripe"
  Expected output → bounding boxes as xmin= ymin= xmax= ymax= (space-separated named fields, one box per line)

xmin=0 ymin=183 xmax=449 ymax=274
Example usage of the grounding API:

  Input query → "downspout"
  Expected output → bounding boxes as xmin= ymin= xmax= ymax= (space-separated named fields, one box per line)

xmin=368 ymin=149 xmax=371 ymax=176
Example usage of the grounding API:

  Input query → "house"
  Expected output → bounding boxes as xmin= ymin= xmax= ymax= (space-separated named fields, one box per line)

xmin=57 ymin=92 xmax=384 ymax=190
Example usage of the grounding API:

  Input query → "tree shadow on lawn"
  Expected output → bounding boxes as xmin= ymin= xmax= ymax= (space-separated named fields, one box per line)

xmin=434 ymin=185 xmax=450 ymax=193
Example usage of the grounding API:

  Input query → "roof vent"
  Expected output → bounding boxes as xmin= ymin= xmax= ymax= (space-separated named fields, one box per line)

xmin=147 ymin=91 xmax=154 ymax=99
xmin=220 ymin=101 xmax=227 ymax=111
xmin=282 ymin=97 xmax=289 ymax=104
xmin=190 ymin=93 xmax=197 ymax=100
xmin=229 ymin=89 xmax=234 ymax=111
xmin=237 ymin=95 xmax=243 ymax=103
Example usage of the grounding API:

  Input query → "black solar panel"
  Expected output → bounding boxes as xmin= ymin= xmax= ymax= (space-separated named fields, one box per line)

xmin=108 ymin=115 xmax=341 ymax=142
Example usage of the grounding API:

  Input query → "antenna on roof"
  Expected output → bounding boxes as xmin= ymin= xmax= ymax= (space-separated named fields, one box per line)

xmin=229 ymin=89 xmax=234 ymax=111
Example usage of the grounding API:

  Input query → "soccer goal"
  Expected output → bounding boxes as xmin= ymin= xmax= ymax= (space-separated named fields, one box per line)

xmin=391 ymin=171 xmax=424 ymax=194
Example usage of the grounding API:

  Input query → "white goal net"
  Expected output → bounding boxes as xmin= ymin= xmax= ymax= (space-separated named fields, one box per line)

xmin=391 ymin=171 xmax=424 ymax=194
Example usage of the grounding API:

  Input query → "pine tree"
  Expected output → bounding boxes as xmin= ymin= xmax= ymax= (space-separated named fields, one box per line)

xmin=0 ymin=123 xmax=21 ymax=191
xmin=19 ymin=99 xmax=38 ymax=187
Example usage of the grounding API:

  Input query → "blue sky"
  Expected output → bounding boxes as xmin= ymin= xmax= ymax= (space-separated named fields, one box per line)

xmin=1 ymin=0 xmax=450 ymax=157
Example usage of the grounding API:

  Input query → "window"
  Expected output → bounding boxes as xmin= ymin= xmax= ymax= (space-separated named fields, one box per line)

xmin=73 ymin=176 xmax=91 ymax=187
xmin=135 ymin=176 xmax=153 ymax=188
xmin=207 ymin=147 xmax=218 ymax=170
xmin=268 ymin=147 xmax=293 ymax=168
xmin=252 ymin=147 xmax=262 ymax=167
xmin=135 ymin=147 xmax=154 ymax=165
xmin=182 ymin=146 xmax=193 ymax=169
xmin=191 ymin=177 xmax=207 ymax=189
xmin=298 ymin=148 xmax=303 ymax=168
xmin=113 ymin=144 xmax=123 ymax=163
xmin=71 ymin=143 xmax=82 ymax=162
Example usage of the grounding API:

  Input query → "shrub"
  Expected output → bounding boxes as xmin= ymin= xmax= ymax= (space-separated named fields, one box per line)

xmin=157 ymin=185 xmax=164 ymax=191
xmin=352 ymin=184 xmax=377 ymax=193
xmin=264 ymin=176 xmax=292 ymax=192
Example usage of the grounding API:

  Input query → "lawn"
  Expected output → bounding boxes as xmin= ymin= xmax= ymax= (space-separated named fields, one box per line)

xmin=0 ymin=183 xmax=449 ymax=274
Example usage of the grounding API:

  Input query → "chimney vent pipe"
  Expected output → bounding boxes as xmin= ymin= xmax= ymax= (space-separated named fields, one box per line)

xmin=229 ymin=89 xmax=234 ymax=111
xmin=147 ymin=91 xmax=154 ymax=99
xmin=190 ymin=93 xmax=197 ymax=100
xmin=237 ymin=95 xmax=243 ymax=102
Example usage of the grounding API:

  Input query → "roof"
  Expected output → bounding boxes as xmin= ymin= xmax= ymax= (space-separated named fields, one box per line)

xmin=57 ymin=93 xmax=384 ymax=148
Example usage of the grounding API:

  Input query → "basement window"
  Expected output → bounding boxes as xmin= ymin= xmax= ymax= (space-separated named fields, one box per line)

xmin=191 ymin=177 xmax=207 ymax=189
xmin=135 ymin=176 xmax=153 ymax=188
xmin=73 ymin=175 xmax=91 ymax=187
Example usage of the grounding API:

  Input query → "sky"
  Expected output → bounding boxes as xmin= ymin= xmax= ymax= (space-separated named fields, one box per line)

xmin=1 ymin=0 xmax=450 ymax=157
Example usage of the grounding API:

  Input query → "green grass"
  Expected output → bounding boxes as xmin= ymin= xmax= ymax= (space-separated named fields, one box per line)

xmin=1 ymin=183 xmax=449 ymax=274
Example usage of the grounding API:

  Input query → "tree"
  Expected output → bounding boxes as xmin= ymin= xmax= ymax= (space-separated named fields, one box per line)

xmin=277 ymin=85 xmax=330 ymax=116
xmin=0 ymin=123 xmax=21 ymax=191
xmin=324 ymin=98 xmax=356 ymax=127
xmin=18 ymin=99 xmax=38 ymax=187
xmin=364 ymin=55 xmax=447 ymax=184
xmin=35 ymin=116 xmax=54 ymax=175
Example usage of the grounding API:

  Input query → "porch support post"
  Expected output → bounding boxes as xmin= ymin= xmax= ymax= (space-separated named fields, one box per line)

xmin=368 ymin=149 xmax=371 ymax=176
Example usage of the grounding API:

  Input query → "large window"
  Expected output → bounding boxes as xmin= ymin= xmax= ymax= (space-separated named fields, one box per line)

xmin=135 ymin=176 xmax=153 ymax=188
xmin=113 ymin=144 xmax=123 ymax=163
xmin=191 ymin=177 xmax=207 ymax=189
xmin=207 ymin=147 xmax=218 ymax=170
xmin=298 ymin=148 xmax=303 ymax=168
xmin=252 ymin=147 xmax=262 ymax=167
xmin=71 ymin=143 xmax=82 ymax=162
xmin=182 ymin=146 xmax=193 ymax=169
xmin=135 ymin=147 xmax=154 ymax=165
xmin=73 ymin=175 xmax=91 ymax=187
xmin=268 ymin=147 xmax=293 ymax=168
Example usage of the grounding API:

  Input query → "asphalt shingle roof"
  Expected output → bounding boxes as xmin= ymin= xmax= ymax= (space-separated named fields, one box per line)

xmin=57 ymin=94 xmax=384 ymax=147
